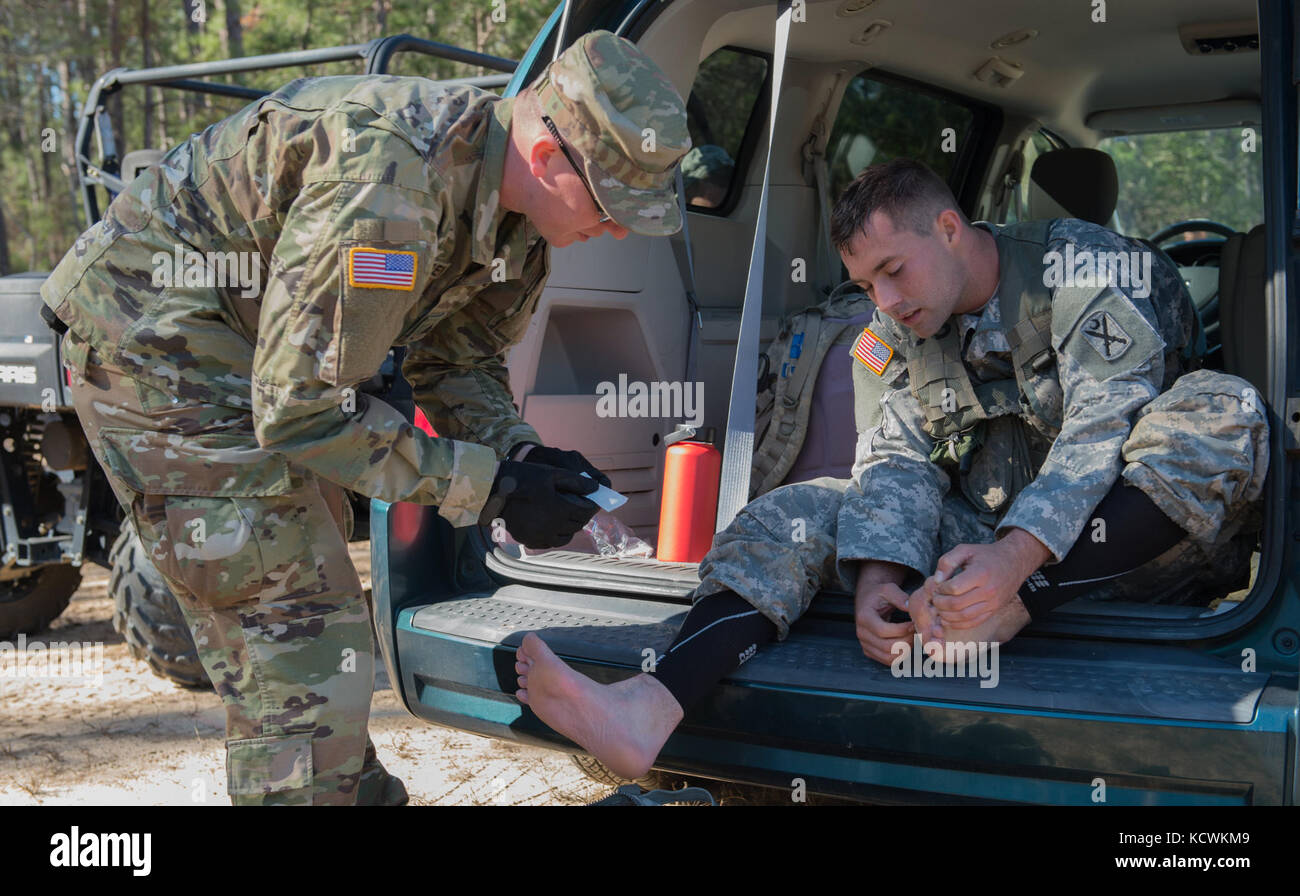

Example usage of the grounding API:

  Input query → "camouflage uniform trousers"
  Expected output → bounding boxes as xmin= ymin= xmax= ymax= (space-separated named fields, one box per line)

xmin=696 ymin=369 xmax=1270 ymax=638
xmin=65 ymin=331 xmax=406 ymax=805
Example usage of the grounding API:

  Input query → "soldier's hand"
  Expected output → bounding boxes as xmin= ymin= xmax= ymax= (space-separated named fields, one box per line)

xmin=520 ymin=445 xmax=612 ymax=488
xmin=853 ymin=578 xmax=915 ymax=665
xmin=929 ymin=532 xmax=1049 ymax=631
xmin=480 ymin=461 xmax=600 ymax=550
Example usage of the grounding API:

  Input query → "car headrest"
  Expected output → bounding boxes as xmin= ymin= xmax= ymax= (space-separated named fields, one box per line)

xmin=1028 ymin=148 xmax=1119 ymax=225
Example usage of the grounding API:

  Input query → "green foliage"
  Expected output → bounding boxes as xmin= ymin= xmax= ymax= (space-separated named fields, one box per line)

xmin=1100 ymin=128 xmax=1264 ymax=238
xmin=686 ymin=49 xmax=766 ymax=162
xmin=827 ymin=75 xmax=974 ymax=199
xmin=0 ymin=0 xmax=558 ymax=274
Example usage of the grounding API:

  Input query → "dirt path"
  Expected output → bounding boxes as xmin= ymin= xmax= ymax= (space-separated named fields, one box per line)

xmin=0 ymin=544 xmax=614 ymax=806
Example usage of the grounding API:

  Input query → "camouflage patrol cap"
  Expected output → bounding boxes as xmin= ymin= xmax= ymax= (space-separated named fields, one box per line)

xmin=535 ymin=31 xmax=691 ymax=236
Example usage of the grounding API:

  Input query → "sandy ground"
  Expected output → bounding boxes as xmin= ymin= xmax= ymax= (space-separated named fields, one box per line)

xmin=0 ymin=543 xmax=628 ymax=806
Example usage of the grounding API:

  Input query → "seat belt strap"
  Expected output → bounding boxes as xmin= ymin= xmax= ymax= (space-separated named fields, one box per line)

xmin=715 ymin=0 xmax=793 ymax=531
xmin=675 ymin=166 xmax=703 ymax=383
xmin=810 ymin=142 xmax=838 ymax=296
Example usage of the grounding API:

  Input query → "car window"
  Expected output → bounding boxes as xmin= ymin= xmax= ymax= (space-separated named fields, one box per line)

xmin=1097 ymin=127 xmax=1264 ymax=239
xmin=683 ymin=47 xmax=769 ymax=212
xmin=826 ymin=73 xmax=977 ymax=199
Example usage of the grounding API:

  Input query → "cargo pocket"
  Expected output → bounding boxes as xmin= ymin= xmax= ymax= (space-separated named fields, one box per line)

xmin=227 ymin=732 xmax=314 ymax=805
xmin=96 ymin=428 xmax=295 ymax=498
xmin=96 ymin=428 xmax=321 ymax=608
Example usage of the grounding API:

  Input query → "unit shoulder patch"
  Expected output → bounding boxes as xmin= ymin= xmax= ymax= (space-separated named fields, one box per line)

xmin=1059 ymin=287 xmax=1164 ymax=381
xmin=1079 ymin=310 xmax=1132 ymax=361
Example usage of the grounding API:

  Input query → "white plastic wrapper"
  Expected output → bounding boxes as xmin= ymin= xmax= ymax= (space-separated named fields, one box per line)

xmin=515 ymin=509 xmax=655 ymax=559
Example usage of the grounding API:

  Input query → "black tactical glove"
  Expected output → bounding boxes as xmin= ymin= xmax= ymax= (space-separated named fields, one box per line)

xmin=478 ymin=461 xmax=600 ymax=549
xmin=513 ymin=444 xmax=612 ymax=488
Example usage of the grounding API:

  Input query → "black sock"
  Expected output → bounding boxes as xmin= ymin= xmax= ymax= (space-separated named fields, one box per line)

xmin=649 ymin=589 xmax=777 ymax=715
xmin=1018 ymin=482 xmax=1187 ymax=616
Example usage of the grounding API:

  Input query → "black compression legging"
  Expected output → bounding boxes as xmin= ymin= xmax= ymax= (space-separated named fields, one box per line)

xmin=649 ymin=590 xmax=777 ymax=715
xmin=648 ymin=482 xmax=1187 ymax=713
xmin=1015 ymin=481 xmax=1186 ymax=616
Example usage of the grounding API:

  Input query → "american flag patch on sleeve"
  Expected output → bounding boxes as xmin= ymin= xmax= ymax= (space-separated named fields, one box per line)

xmin=852 ymin=327 xmax=893 ymax=376
xmin=348 ymin=247 xmax=418 ymax=290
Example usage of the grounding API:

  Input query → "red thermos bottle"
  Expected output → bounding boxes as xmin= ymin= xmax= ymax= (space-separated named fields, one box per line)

xmin=657 ymin=425 xmax=721 ymax=563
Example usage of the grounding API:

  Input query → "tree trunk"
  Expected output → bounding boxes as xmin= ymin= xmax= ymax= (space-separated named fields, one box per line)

xmin=180 ymin=0 xmax=202 ymax=125
xmin=108 ymin=0 xmax=125 ymax=154
xmin=74 ymin=0 xmax=95 ymax=90
xmin=0 ymin=36 xmax=19 ymax=154
xmin=221 ymin=0 xmax=244 ymax=59
xmin=140 ymin=0 xmax=154 ymax=148
xmin=35 ymin=67 xmax=52 ymax=203
xmin=55 ymin=59 xmax=81 ymax=228
xmin=301 ymin=0 xmax=314 ymax=51
xmin=0 ymin=200 xmax=12 ymax=276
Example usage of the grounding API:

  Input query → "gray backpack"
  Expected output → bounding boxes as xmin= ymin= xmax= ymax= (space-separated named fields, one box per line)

xmin=751 ymin=284 xmax=876 ymax=499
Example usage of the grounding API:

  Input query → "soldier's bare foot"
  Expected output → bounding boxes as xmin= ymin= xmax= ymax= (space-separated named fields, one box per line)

xmin=937 ymin=596 xmax=1031 ymax=646
xmin=515 ymin=632 xmax=683 ymax=781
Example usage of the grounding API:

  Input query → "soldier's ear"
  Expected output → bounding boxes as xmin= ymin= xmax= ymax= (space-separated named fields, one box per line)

xmin=936 ymin=208 xmax=962 ymax=244
xmin=528 ymin=136 xmax=560 ymax=180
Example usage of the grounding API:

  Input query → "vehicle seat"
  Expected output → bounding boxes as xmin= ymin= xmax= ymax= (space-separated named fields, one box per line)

xmin=1029 ymin=146 xmax=1222 ymax=365
xmin=1027 ymin=147 xmax=1119 ymax=225
xmin=1217 ymin=224 xmax=1268 ymax=395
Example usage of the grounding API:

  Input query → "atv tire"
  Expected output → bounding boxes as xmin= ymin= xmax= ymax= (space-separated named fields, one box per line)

xmin=0 ymin=564 xmax=82 ymax=639
xmin=109 ymin=525 xmax=210 ymax=689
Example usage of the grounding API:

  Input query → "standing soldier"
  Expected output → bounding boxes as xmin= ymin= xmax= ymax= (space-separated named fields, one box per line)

xmin=41 ymin=31 xmax=690 ymax=805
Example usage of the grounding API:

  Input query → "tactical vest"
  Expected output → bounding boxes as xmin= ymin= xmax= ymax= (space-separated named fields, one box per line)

xmin=906 ymin=219 xmax=1062 ymax=461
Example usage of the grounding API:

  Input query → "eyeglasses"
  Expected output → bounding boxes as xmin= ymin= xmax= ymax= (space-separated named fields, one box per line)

xmin=541 ymin=115 xmax=613 ymax=225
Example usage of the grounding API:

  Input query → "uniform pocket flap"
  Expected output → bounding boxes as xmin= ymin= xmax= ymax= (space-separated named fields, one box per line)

xmin=59 ymin=329 xmax=93 ymax=377
xmin=97 ymin=428 xmax=294 ymax=497
xmin=227 ymin=733 xmax=313 ymax=797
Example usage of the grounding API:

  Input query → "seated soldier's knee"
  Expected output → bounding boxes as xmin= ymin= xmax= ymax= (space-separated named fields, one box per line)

xmin=1121 ymin=369 xmax=1269 ymax=541
xmin=736 ymin=478 xmax=850 ymax=540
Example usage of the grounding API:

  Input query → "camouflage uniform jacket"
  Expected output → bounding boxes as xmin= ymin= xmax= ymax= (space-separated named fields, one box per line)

xmin=42 ymin=76 xmax=550 ymax=526
xmin=840 ymin=218 xmax=1198 ymax=575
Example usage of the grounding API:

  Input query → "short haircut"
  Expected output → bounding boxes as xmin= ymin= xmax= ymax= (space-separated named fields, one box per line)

xmin=830 ymin=158 xmax=964 ymax=253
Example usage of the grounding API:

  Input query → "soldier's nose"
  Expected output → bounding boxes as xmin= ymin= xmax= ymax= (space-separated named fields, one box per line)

xmin=874 ymin=285 xmax=901 ymax=314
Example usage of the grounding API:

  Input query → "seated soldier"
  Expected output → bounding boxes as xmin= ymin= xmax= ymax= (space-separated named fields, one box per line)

xmin=513 ymin=158 xmax=1269 ymax=781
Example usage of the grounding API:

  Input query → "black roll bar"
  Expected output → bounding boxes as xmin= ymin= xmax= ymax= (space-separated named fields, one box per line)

xmin=75 ymin=35 xmax=517 ymax=226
